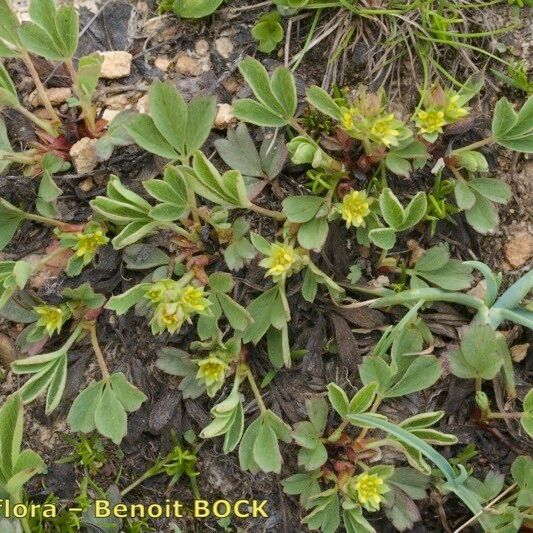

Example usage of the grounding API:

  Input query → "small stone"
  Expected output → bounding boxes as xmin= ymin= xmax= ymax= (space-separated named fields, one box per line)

xmin=29 ymin=87 xmax=72 ymax=107
xmin=215 ymin=37 xmax=233 ymax=59
xmin=136 ymin=94 xmax=149 ymax=114
xmin=468 ymin=279 xmax=487 ymax=301
xmin=175 ymin=54 xmax=203 ymax=76
xmin=104 ymin=94 xmax=131 ymax=109
xmin=69 ymin=137 xmax=98 ymax=174
xmin=154 ymin=56 xmax=171 ymax=72
xmin=79 ymin=177 xmax=95 ymax=192
xmin=195 ymin=39 xmax=210 ymax=56
xmin=214 ymin=103 xmax=236 ymax=129
xmin=100 ymin=51 xmax=132 ymax=79
xmin=511 ymin=343 xmax=529 ymax=363
xmin=102 ymin=108 xmax=121 ymax=122
xmin=222 ymin=76 xmax=240 ymax=94
xmin=504 ymin=229 xmax=533 ymax=268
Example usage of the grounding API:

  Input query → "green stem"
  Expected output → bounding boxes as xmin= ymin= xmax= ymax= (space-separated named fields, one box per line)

xmin=17 ymin=105 xmax=58 ymax=138
xmin=486 ymin=411 xmax=522 ymax=420
xmin=249 ymin=203 xmax=286 ymax=221
xmin=453 ymin=136 xmax=496 ymax=154
xmin=162 ymin=222 xmax=198 ymax=241
xmin=21 ymin=51 xmax=61 ymax=126
xmin=356 ymin=395 xmax=383 ymax=442
xmin=246 ymin=368 xmax=267 ymax=414
xmin=25 ymin=211 xmax=74 ymax=228
xmin=0 ymin=149 xmax=38 ymax=166
xmin=88 ymin=320 xmax=110 ymax=380
xmin=176 ymin=269 xmax=196 ymax=287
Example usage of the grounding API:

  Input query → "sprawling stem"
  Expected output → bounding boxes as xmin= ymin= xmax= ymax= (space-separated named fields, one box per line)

xmin=246 ymin=367 xmax=267 ymax=414
xmin=452 ymin=135 xmax=496 ymax=154
xmin=17 ymin=105 xmax=58 ymax=138
xmin=249 ymin=203 xmax=286 ymax=221
xmin=88 ymin=320 xmax=110 ymax=380
xmin=21 ymin=52 xmax=61 ymax=126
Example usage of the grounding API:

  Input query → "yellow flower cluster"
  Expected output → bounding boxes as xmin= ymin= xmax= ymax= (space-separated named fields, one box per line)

xmin=146 ymin=280 xmax=210 ymax=334
xmin=74 ymin=226 xmax=109 ymax=261
xmin=415 ymin=90 xmax=469 ymax=139
xmin=259 ymin=243 xmax=305 ymax=281
xmin=351 ymin=472 xmax=389 ymax=512
xmin=369 ymin=114 xmax=400 ymax=148
xmin=196 ymin=354 xmax=229 ymax=389
xmin=337 ymin=190 xmax=372 ymax=228
xmin=35 ymin=305 xmax=69 ymax=335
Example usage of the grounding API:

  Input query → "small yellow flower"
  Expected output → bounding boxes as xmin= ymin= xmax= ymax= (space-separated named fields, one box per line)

xmin=341 ymin=108 xmax=356 ymax=130
xmin=416 ymin=109 xmax=446 ymax=134
xmin=180 ymin=286 xmax=209 ymax=313
xmin=196 ymin=354 xmax=228 ymax=388
xmin=35 ymin=305 xmax=68 ymax=335
xmin=74 ymin=227 xmax=108 ymax=260
xmin=352 ymin=473 xmax=388 ymax=512
xmin=152 ymin=302 xmax=185 ymax=334
xmin=370 ymin=114 xmax=400 ymax=147
xmin=145 ymin=280 xmax=180 ymax=304
xmin=338 ymin=190 xmax=371 ymax=228
xmin=443 ymin=93 xmax=468 ymax=122
xmin=260 ymin=243 xmax=303 ymax=280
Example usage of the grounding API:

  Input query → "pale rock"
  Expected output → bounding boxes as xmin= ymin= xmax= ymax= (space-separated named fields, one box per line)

xmin=29 ymin=87 xmax=72 ymax=107
xmin=369 ymin=275 xmax=390 ymax=289
xmin=468 ymin=279 xmax=487 ymax=301
xmin=104 ymin=93 xmax=131 ymax=109
xmin=214 ymin=103 xmax=236 ymax=129
xmin=215 ymin=37 xmax=233 ymax=59
xmin=511 ymin=343 xmax=529 ymax=363
xmin=79 ymin=177 xmax=95 ymax=192
xmin=155 ymin=56 xmax=171 ymax=72
xmin=100 ymin=51 xmax=132 ymax=79
xmin=175 ymin=54 xmax=203 ymax=76
xmin=505 ymin=229 xmax=533 ymax=268
xmin=102 ymin=108 xmax=121 ymax=122
xmin=136 ymin=94 xmax=149 ymax=114
xmin=195 ymin=39 xmax=210 ymax=56
xmin=223 ymin=76 xmax=241 ymax=94
xmin=70 ymin=137 xmax=98 ymax=173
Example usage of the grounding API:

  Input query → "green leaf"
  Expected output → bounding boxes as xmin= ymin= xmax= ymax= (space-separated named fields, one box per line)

xmin=94 ymin=384 xmax=127 ymax=445
xmin=172 ymin=0 xmax=223 ymax=18
xmin=149 ymin=80 xmax=187 ymax=154
xmin=414 ymin=245 xmax=450 ymax=272
xmin=109 ymin=373 xmax=147 ymax=412
xmin=67 ymin=381 xmax=104 ymax=433
xmin=379 ymin=188 xmax=405 ymax=229
xmin=0 ymin=394 xmax=23 ymax=480
xmin=385 ymin=356 xmax=441 ymax=398
xmin=306 ymin=86 xmax=341 ymax=120
xmin=368 ymin=227 xmax=396 ymax=250
xmin=270 ymin=65 xmax=297 ymax=118
xmin=449 ymin=325 xmax=504 ymax=380
xmin=232 ymin=99 xmax=288 ymax=127
xmin=217 ymin=293 xmax=252 ymax=331
xmin=127 ymin=114 xmax=179 ymax=160
xmin=215 ymin=123 xmax=263 ymax=177
xmin=0 ymin=62 xmax=19 ymax=107
xmin=454 ymin=181 xmax=476 ymax=210
xmin=465 ymin=192 xmax=499 ymax=234
xmin=468 ymin=178 xmax=511 ymax=204
xmin=238 ymin=57 xmax=283 ymax=114
xmin=282 ymin=196 xmax=324 ymax=223
xmin=105 ymin=283 xmax=150 ymax=314
xmin=359 ymin=356 xmax=392 ymax=395
xmin=348 ymin=382 xmax=378 ymax=414
xmin=327 ymin=383 xmax=349 ymax=417
xmin=298 ymin=217 xmax=329 ymax=250
xmin=400 ymin=192 xmax=427 ymax=230
xmin=492 ymin=98 xmax=518 ymax=138
xmin=185 ymin=94 xmax=217 ymax=153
